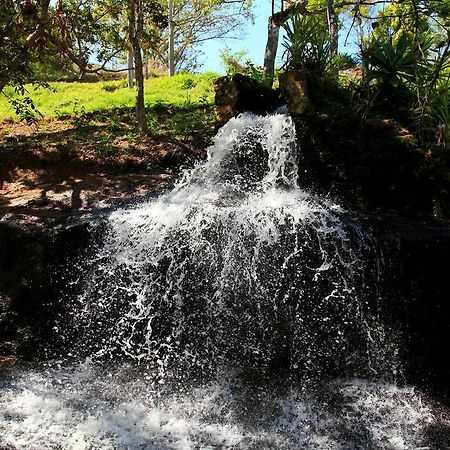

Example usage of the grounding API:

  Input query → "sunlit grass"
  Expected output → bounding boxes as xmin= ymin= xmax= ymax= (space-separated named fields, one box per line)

xmin=0 ymin=72 xmax=218 ymax=121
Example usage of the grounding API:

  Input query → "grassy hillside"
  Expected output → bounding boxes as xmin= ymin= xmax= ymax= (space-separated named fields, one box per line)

xmin=0 ymin=72 xmax=218 ymax=121
xmin=0 ymin=73 xmax=219 ymax=226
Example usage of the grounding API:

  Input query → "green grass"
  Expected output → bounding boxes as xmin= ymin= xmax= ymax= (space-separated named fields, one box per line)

xmin=0 ymin=72 xmax=218 ymax=121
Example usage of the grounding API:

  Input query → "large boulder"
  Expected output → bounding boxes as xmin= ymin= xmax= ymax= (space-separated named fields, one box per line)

xmin=214 ymin=74 xmax=284 ymax=125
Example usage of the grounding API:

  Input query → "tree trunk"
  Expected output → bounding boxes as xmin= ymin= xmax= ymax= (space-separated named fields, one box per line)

xmin=133 ymin=47 xmax=148 ymax=135
xmin=326 ymin=0 xmax=339 ymax=54
xmin=128 ymin=0 xmax=148 ymax=135
xmin=263 ymin=17 xmax=280 ymax=87
xmin=168 ymin=0 xmax=175 ymax=76
xmin=144 ymin=52 xmax=149 ymax=79
xmin=263 ymin=0 xmax=310 ymax=87
xmin=127 ymin=48 xmax=135 ymax=88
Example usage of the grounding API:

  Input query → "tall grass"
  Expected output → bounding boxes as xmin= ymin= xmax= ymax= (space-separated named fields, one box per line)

xmin=0 ymin=73 xmax=218 ymax=121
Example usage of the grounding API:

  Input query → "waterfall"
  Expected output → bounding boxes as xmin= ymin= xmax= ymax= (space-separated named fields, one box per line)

xmin=1 ymin=113 xmax=444 ymax=449
xmin=70 ymin=113 xmax=391 ymax=379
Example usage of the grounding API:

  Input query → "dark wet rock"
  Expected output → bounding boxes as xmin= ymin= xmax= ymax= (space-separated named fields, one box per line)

xmin=0 ymin=186 xmax=171 ymax=360
xmin=212 ymin=82 xmax=442 ymax=216
xmin=422 ymin=422 xmax=450 ymax=448
xmin=2 ymin=206 xmax=450 ymax=399
xmin=0 ymin=219 xmax=94 ymax=359
xmin=294 ymin=113 xmax=434 ymax=216
xmin=366 ymin=118 xmax=395 ymax=131
xmin=214 ymin=74 xmax=284 ymax=125
xmin=368 ymin=217 xmax=450 ymax=401
xmin=0 ymin=340 xmax=13 ymax=356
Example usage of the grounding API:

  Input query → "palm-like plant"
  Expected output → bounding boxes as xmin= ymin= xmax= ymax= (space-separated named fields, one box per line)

xmin=365 ymin=33 xmax=422 ymax=87
xmin=433 ymin=78 xmax=450 ymax=147
xmin=282 ymin=14 xmax=337 ymax=76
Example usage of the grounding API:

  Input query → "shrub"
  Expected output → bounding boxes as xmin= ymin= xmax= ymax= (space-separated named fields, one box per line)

xmin=364 ymin=33 xmax=417 ymax=88
xmin=281 ymin=14 xmax=337 ymax=76
xmin=101 ymin=82 xmax=121 ymax=92
xmin=219 ymin=48 xmax=249 ymax=76
xmin=337 ymin=53 xmax=358 ymax=70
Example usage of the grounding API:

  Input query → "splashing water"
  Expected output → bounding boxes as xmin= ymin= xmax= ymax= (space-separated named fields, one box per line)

xmin=3 ymin=113 xmax=444 ymax=449
xmin=69 ymin=113 xmax=389 ymax=378
xmin=0 ymin=363 xmax=439 ymax=450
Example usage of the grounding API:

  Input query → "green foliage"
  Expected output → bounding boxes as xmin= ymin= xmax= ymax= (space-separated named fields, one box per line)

xmin=0 ymin=0 xmax=54 ymax=118
xmin=102 ymin=82 xmax=121 ymax=92
xmin=145 ymin=90 xmax=214 ymax=144
xmin=219 ymin=48 xmax=268 ymax=85
xmin=0 ymin=1 xmax=35 ymax=88
xmin=281 ymin=14 xmax=337 ymax=76
xmin=58 ymin=0 xmax=166 ymax=78
xmin=219 ymin=48 xmax=249 ymax=76
xmin=181 ymin=78 xmax=196 ymax=90
xmin=364 ymin=33 xmax=417 ymax=88
xmin=244 ymin=63 xmax=267 ymax=85
xmin=8 ymin=97 xmax=43 ymax=123
xmin=336 ymin=53 xmax=358 ymax=70
xmin=430 ymin=78 xmax=450 ymax=148
xmin=371 ymin=2 xmax=430 ymax=42
xmin=31 ymin=60 xmax=78 ymax=82
xmin=147 ymin=163 xmax=173 ymax=174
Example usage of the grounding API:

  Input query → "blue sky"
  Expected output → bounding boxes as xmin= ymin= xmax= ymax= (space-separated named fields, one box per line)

xmin=199 ymin=2 xmax=273 ymax=73
xmin=198 ymin=2 xmax=361 ymax=74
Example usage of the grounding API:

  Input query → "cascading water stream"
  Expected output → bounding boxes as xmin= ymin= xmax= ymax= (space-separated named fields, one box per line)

xmin=0 ymin=113 xmax=445 ymax=449
xmin=70 ymin=113 xmax=389 ymax=378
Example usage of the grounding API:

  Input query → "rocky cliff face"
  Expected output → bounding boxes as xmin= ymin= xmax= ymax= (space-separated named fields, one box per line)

xmin=0 ymin=220 xmax=93 ymax=359
xmin=213 ymin=75 xmax=438 ymax=217
xmin=373 ymin=220 xmax=450 ymax=398
xmin=2 ymin=84 xmax=450 ymax=399
xmin=294 ymin=113 xmax=435 ymax=216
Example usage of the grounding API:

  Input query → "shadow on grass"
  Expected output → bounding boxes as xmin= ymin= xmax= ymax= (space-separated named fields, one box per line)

xmin=74 ymin=103 xmax=216 ymax=147
xmin=0 ymin=104 xmax=214 ymax=221
xmin=1 ymin=103 xmax=214 ymax=175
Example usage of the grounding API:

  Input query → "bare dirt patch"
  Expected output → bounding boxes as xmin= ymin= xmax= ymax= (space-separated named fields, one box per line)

xmin=0 ymin=117 xmax=207 ymax=229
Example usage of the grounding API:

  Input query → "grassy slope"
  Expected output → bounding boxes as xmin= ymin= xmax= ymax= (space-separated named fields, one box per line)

xmin=0 ymin=73 xmax=219 ymax=224
xmin=0 ymin=72 xmax=218 ymax=121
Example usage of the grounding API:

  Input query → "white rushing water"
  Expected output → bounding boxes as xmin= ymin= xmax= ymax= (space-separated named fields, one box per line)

xmin=0 ymin=362 xmax=442 ymax=450
xmin=1 ymin=113 xmax=446 ymax=448
xmin=68 ymin=113 xmax=390 ymax=378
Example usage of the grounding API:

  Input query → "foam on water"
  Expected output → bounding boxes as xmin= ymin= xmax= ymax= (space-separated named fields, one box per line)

xmin=0 ymin=363 xmax=439 ymax=450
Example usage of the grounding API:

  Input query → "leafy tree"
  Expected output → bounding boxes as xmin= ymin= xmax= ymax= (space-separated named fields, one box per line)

xmin=0 ymin=1 xmax=52 ymax=90
xmin=69 ymin=0 xmax=165 ymax=131
xmin=0 ymin=0 xmax=55 ymax=118
xmin=56 ymin=0 xmax=165 ymax=80
xmin=1 ymin=0 xmax=165 ymax=131
xmin=153 ymin=0 xmax=253 ymax=74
